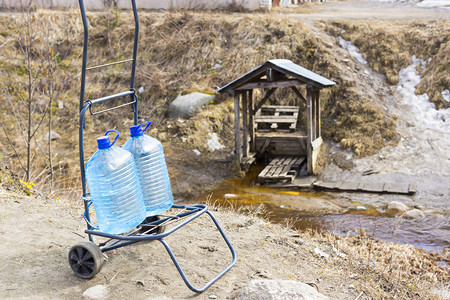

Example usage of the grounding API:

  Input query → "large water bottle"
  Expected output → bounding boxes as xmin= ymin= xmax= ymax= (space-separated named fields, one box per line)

xmin=85 ymin=130 xmax=146 ymax=234
xmin=122 ymin=122 xmax=174 ymax=216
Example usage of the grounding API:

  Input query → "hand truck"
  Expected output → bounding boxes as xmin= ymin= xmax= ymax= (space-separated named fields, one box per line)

xmin=69 ymin=0 xmax=236 ymax=293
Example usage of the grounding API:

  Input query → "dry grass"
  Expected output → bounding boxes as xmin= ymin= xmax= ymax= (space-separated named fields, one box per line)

xmin=306 ymin=229 xmax=449 ymax=299
xmin=325 ymin=20 xmax=450 ymax=109
xmin=3 ymin=9 xmax=434 ymax=194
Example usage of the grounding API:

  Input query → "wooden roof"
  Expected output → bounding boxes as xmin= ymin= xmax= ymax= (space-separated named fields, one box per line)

xmin=217 ymin=59 xmax=336 ymax=95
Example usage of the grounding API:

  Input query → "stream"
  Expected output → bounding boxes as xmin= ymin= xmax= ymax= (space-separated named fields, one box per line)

xmin=198 ymin=164 xmax=449 ymax=254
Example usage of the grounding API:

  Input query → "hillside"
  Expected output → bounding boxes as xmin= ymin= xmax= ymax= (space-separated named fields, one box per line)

xmin=0 ymin=9 xmax=405 ymax=196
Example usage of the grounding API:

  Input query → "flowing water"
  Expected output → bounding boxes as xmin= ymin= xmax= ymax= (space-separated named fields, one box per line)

xmin=198 ymin=165 xmax=449 ymax=253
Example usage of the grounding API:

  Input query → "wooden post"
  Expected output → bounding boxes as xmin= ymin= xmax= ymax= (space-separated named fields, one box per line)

xmin=316 ymin=90 xmax=321 ymax=137
xmin=306 ymin=85 xmax=312 ymax=174
xmin=234 ymin=92 xmax=242 ymax=164
xmin=242 ymin=90 xmax=248 ymax=158
xmin=249 ymin=90 xmax=255 ymax=153
xmin=311 ymin=90 xmax=317 ymax=140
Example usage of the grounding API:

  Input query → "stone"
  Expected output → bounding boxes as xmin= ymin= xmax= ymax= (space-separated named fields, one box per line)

xmin=82 ymin=285 xmax=108 ymax=299
xmin=168 ymin=92 xmax=215 ymax=119
xmin=355 ymin=206 xmax=367 ymax=211
xmin=238 ymin=280 xmax=330 ymax=300
xmin=43 ymin=131 xmax=60 ymax=141
xmin=387 ymin=201 xmax=409 ymax=215
xmin=404 ymin=209 xmax=425 ymax=219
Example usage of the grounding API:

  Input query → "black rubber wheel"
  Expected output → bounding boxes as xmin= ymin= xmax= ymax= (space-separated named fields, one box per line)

xmin=140 ymin=215 xmax=166 ymax=234
xmin=68 ymin=241 xmax=104 ymax=279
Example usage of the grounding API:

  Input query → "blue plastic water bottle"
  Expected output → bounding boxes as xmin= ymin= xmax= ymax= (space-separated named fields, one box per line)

xmin=122 ymin=122 xmax=174 ymax=216
xmin=85 ymin=130 xmax=146 ymax=234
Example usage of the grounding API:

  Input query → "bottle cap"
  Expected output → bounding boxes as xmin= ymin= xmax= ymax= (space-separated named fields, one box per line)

xmin=130 ymin=121 xmax=151 ymax=137
xmin=97 ymin=136 xmax=112 ymax=149
xmin=97 ymin=130 xmax=120 ymax=149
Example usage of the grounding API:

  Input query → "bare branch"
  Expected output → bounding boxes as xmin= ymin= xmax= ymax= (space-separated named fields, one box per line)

xmin=1 ymin=126 xmax=27 ymax=173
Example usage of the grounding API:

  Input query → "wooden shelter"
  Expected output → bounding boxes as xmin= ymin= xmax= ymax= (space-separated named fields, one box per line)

xmin=218 ymin=59 xmax=335 ymax=178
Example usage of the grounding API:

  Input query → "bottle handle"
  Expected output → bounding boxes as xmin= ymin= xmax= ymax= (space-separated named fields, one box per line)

xmin=140 ymin=121 xmax=152 ymax=133
xmin=105 ymin=130 xmax=120 ymax=146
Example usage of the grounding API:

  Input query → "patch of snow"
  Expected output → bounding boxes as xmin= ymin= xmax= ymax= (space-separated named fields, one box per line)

xmin=207 ymin=133 xmax=225 ymax=151
xmin=192 ymin=149 xmax=201 ymax=156
xmin=417 ymin=0 xmax=450 ymax=9
xmin=338 ymin=37 xmax=367 ymax=65
xmin=351 ymin=55 xmax=450 ymax=177
xmin=442 ymin=89 xmax=450 ymax=102
xmin=395 ymin=55 xmax=449 ymax=130
xmin=314 ymin=248 xmax=330 ymax=259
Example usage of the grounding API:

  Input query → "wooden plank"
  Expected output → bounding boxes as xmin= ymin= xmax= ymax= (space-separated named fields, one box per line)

xmin=236 ymin=79 xmax=304 ymax=90
xmin=306 ymin=86 xmax=312 ymax=174
xmin=279 ymin=165 xmax=292 ymax=177
xmin=316 ymin=90 xmax=321 ymax=137
xmin=387 ymin=183 xmax=410 ymax=194
xmin=242 ymin=91 xmax=248 ymax=157
xmin=249 ymin=90 xmax=255 ymax=152
xmin=256 ymin=115 xmax=298 ymax=120
xmin=339 ymin=182 xmax=360 ymax=191
xmin=409 ymin=183 xmax=417 ymax=194
xmin=269 ymin=157 xmax=282 ymax=165
xmin=253 ymin=88 xmax=276 ymax=115
xmin=272 ymin=166 xmax=283 ymax=177
xmin=311 ymin=181 xmax=415 ymax=195
xmin=255 ymin=118 xmax=297 ymax=123
xmin=234 ymin=93 xmax=241 ymax=164
xmin=260 ymin=138 xmax=271 ymax=154
xmin=363 ymin=182 xmax=385 ymax=193
xmin=262 ymin=105 xmax=300 ymax=112
xmin=290 ymin=86 xmax=307 ymax=103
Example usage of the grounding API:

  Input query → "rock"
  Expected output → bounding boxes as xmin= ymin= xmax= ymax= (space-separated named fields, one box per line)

xmin=168 ymin=92 xmax=215 ymax=119
xmin=404 ymin=209 xmax=425 ymax=219
xmin=213 ymin=63 xmax=222 ymax=69
xmin=355 ymin=206 xmax=367 ymax=211
xmin=238 ymin=280 xmax=330 ymax=300
xmin=387 ymin=201 xmax=409 ymax=214
xmin=82 ymin=285 xmax=108 ymax=299
xmin=43 ymin=131 xmax=60 ymax=141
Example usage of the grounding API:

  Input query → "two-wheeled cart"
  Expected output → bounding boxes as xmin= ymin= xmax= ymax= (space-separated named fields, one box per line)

xmin=68 ymin=0 xmax=236 ymax=293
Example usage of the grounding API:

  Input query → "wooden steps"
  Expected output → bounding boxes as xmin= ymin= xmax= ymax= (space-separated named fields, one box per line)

xmin=258 ymin=156 xmax=305 ymax=184
xmin=240 ymin=152 xmax=257 ymax=171
xmin=313 ymin=181 xmax=416 ymax=195
xmin=255 ymin=106 xmax=299 ymax=132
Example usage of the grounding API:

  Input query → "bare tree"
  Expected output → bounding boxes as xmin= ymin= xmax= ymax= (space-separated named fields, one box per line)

xmin=1 ymin=1 xmax=49 ymax=183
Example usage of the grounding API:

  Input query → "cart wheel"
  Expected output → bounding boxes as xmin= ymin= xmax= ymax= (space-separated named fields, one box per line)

xmin=140 ymin=215 xmax=166 ymax=234
xmin=68 ymin=241 xmax=104 ymax=279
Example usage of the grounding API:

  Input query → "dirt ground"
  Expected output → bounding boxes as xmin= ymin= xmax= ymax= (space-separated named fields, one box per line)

xmin=0 ymin=188 xmax=354 ymax=299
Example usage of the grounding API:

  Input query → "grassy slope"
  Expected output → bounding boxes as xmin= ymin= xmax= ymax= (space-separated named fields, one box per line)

xmin=325 ymin=20 xmax=450 ymax=109
xmin=3 ymin=10 xmax=447 ymax=192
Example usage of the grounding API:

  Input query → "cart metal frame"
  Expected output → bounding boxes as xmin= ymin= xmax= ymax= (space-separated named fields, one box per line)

xmin=72 ymin=0 xmax=236 ymax=292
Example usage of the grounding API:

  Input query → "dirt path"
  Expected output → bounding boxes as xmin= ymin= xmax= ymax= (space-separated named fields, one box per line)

xmin=0 ymin=189 xmax=357 ymax=299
